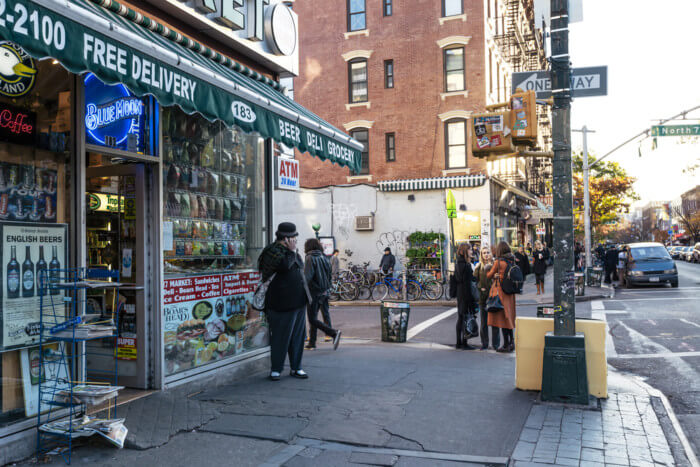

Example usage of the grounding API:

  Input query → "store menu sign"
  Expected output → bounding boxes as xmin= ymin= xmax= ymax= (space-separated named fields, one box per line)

xmin=0 ymin=222 xmax=67 ymax=351
xmin=162 ymin=271 xmax=268 ymax=376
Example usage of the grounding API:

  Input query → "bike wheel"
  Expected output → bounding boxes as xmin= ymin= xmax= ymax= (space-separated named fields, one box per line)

xmin=357 ymin=285 xmax=372 ymax=300
xmin=406 ymin=281 xmax=421 ymax=301
xmin=371 ymin=282 xmax=389 ymax=301
xmin=422 ymin=280 xmax=443 ymax=300
xmin=329 ymin=288 xmax=340 ymax=302
xmin=387 ymin=281 xmax=402 ymax=300
xmin=339 ymin=281 xmax=358 ymax=301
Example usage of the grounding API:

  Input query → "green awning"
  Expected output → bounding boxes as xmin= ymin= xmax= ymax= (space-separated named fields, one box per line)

xmin=0 ymin=0 xmax=362 ymax=172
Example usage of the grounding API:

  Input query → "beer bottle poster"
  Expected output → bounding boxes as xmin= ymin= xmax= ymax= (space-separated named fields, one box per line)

xmin=0 ymin=222 xmax=68 ymax=351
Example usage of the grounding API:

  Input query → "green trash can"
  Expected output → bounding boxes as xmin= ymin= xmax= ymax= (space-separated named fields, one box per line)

xmin=380 ymin=301 xmax=410 ymax=342
xmin=575 ymin=272 xmax=585 ymax=296
xmin=586 ymin=267 xmax=603 ymax=287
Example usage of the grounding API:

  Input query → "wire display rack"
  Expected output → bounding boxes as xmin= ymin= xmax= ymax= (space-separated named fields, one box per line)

xmin=36 ymin=268 xmax=121 ymax=464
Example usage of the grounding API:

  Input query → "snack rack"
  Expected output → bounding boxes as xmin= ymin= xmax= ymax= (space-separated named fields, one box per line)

xmin=36 ymin=268 xmax=121 ymax=464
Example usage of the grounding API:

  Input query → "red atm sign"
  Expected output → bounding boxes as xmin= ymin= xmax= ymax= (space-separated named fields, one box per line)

xmin=276 ymin=157 xmax=300 ymax=191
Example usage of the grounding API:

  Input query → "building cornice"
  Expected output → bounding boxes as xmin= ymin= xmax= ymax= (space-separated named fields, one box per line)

xmin=438 ymin=110 xmax=473 ymax=121
xmin=343 ymin=120 xmax=375 ymax=131
xmin=436 ymin=35 xmax=472 ymax=49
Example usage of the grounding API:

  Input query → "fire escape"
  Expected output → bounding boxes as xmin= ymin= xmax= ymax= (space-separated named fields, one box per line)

xmin=493 ymin=0 xmax=551 ymax=197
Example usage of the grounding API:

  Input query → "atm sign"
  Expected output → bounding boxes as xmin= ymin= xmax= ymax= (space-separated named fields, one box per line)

xmin=276 ymin=157 xmax=299 ymax=191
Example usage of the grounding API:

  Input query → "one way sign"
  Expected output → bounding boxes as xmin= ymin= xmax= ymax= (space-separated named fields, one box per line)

xmin=511 ymin=66 xmax=607 ymax=99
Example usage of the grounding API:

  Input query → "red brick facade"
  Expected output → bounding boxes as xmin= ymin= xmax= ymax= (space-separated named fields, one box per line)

xmin=293 ymin=0 xmax=490 ymax=187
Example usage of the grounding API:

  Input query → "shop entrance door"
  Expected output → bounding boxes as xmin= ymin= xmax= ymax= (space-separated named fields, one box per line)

xmin=85 ymin=159 xmax=152 ymax=389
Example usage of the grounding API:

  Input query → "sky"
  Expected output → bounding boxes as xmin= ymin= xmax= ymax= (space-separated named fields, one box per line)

xmin=567 ymin=0 xmax=700 ymax=208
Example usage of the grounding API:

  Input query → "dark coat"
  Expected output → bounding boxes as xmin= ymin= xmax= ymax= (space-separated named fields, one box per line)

xmin=305 ymin=250 xmax=332 ymax=298
xmin=454 ymin=256 xmax=474 ymax=315
xmin=532 ymin=248 xmax=549 ymax=275
xmin=379 ymin=253 xmax=396 ymax=273
xmin=258 ymin=242 xmax=307 ymax=312
xmin=474 ymin=262 xmax=493 ymax=304
xmin=514 ymin=251 xmax=530 ymax=276
xmin=605 ymin=248 xmax=618 ymax=270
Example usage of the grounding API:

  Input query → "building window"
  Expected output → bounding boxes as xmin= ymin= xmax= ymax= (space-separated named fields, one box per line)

xmin=385 ymin=133 xmax=396 ymax=162
xmin=384 ymin=60 xmax=394 ymax=88
xmin=444 ymin=47 xmax=465 ymax=92
xmin=348 ymin=0 xmax=366 ymax=31
xmin=445 ymin=119 xmax=467 ymax=168
xmin=348 ymin=59 xmax=368 ymax=103
xmin=383 ymin=0 xmax=392 ymax=16
xmin=351 ymin=128 xmax=370 ymax=174
xmin=442 ymin=0 xmax=463 ymax=17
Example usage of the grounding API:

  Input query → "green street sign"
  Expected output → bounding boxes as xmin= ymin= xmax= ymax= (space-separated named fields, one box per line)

xmin=651 ymin=125 xmax=700 ymax=137
xmin=447 ymin=209 xmax=457 ymax=219
xmin=446 ymin=190 xmax=456 ymax=211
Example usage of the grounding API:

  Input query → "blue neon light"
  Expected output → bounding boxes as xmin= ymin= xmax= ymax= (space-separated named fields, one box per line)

xmin=84 ymin=73 xmax=144 ymax=150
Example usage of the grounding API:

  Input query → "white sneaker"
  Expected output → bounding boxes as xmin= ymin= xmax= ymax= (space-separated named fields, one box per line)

xmin=269 ymin=371 xmax=281 ymax=381
xmin=290 ymin=369 xmax=308 ymax=379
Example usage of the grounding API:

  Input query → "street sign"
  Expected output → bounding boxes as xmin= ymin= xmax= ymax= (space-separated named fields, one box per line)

xmin=512 ymin=67 xmax=608 ymax=99
xmin=651 ymin=125 xmax=700 ymax=137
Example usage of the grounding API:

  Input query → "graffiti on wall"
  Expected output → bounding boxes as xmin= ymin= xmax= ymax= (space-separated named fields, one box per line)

xmin=332 ymin=203 xmax=358 ymax=240
xmin=376 ymin=230 xmax=409 ymax=258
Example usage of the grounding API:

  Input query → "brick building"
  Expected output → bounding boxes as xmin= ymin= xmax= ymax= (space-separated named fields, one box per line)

xmin=292 ymin=0 xmax=548 ymax=189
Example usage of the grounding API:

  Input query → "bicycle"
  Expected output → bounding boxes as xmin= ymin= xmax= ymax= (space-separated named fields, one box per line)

xmin=371 ymin=271 xmax=421 ymax=301
xmin=329 ymin=278 xmax=358 ymax=301
xmin=411 ymin=270 xmax=444 ymax=300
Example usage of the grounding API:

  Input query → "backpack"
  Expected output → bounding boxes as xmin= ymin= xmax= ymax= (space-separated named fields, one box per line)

xmin=448 ymin=273 xmax=457 ymax=299
xmin=501 ymin=259 xmax=524 ymax=295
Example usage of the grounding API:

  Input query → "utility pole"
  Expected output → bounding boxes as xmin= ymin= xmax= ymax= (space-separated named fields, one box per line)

xmin=573 ymin=126 xmax=596 ymax=269
xmin=550 ymin=0 xmax=575 ymax=335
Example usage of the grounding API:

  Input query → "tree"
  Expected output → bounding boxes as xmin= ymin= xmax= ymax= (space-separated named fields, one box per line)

xmin=672 ymin=205 xmax=700 ymax=242
xmin=652 ymin=228 xmax=670 ymax=244
xmin=572 ymin=152 xmax=639 ymax=242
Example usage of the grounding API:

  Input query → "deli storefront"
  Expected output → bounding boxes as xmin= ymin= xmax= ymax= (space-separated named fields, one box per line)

xmin=0 ymin=0 xmax=361 ymax=456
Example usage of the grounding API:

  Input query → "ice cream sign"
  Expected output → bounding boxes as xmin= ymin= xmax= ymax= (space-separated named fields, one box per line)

xmin=275 ymin=157 xmax=299 ymax=191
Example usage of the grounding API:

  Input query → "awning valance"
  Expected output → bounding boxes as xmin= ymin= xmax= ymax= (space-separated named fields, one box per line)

xmin=378 ymin=175 xmax=487 ymax=192
xmin=0 ymin=0 xmax=362 ymax=172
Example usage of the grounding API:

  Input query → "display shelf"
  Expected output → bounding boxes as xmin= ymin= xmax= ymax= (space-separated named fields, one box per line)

xmin=163 ymin=161 xmax=246 ymax=178
xmin=165 ymin=255 xmax=244 ymax=260
xmin=165 ymin=187 xmax=244 ymax=200
xmin=37 ymin=268 xmax=122 ymax=464
xmin=164 ymin=215 xmax=246 ymax=224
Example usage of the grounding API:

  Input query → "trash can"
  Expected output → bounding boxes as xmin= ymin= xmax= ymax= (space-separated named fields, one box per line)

xmin=380 ymin=301 xmax=410 ymax=342
xmin=586 ymin=267 xmax=603 ymax=287
xmin=575 ymin=272 xmax=585 ymax=296
xmin=537 ymin=305 xmax=555 ymax=318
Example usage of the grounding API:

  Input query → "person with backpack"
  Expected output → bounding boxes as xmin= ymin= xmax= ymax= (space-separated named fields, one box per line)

xmin=454 ymin=243 xmax=475 ymax=350
xmin=486 ymin=241 xmax=517 ymax=353
xmin=474 ymin=245 xmax=500 ymax=350
xmin=304 ymin=239 xmax=341 ymax=351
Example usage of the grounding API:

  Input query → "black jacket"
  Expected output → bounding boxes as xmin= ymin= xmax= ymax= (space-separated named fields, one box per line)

xmin=514 ymin=251 xmax=530 ymax=276
xmin=532 ymin=248 xmax=549 ymax=275
xmin=305 ymin=250 xmax=332 ymax=298
xmin=454 ymin=256 xmax=474 ymax=314
xmin=379 ymin=253 xmax=396 ymax=273
xmin=605 ymin=248 xmax=618 ymax=270
xmin=258 ymin=242 xmax=307 ymax=312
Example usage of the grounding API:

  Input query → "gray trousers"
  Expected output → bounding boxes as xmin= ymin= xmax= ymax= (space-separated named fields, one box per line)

xmin=267 ymin=307 xmax=306 ymax=373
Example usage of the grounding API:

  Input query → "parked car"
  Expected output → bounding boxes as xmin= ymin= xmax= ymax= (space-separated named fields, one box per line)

xmin=622 ymin=242 xmax=678 ymax=288
xmin=692 ymin=243 xmax=700 ymax=263
xmin=668 ymin=246 xmax=681 ymax=259
xmin=680 ymin=246 xmax=693 ymax=261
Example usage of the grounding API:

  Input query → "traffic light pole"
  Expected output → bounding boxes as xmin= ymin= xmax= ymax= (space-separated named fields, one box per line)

xmin=550 ymin=0 xmax=575 ymax=336
xmin=541 ymin=0 xmax=589 ymax=405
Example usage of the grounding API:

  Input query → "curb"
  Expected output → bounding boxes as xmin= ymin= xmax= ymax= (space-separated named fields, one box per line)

xmin=330 ymin=300 xmax=456 ymax=307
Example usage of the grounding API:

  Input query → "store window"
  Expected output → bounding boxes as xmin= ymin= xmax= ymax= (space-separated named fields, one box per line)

xmin=445 ymin=119 xmax=467 ymax=168
xmin=383 ymin=0 xmax=393 ymax=16
xmin=162 ymin=107 xmax=268 ymax=377
xmin=444 ymin=47 xmax=465 ymax=92
xmin=349 ymin=59 xmax=368 ymax=103
xmin=348 ymin=0 xmax=366 ymax=31
xmin=351 ymin=129 xmax=369 ymax=175
xmin=442 ymin=0 xmax=463 ymax=17
xmin=0 ymin=56 xmax=73 ymax=428
xmin=384 ymin=60 xmax=394 ymax=89
xmin=385 ymin=133 xmax=395 ymax=162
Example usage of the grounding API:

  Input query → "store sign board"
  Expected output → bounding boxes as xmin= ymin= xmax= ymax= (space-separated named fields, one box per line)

xmin=88 ymin=193 xmax=124 ymax=212
xmin=0 ymin=162 xmax=58 ymax=223
xmin=0 ymin=0 xmax=361 ymax=173
xmin=536 ymin=227 xmax=546 ymax=235
xmin=275 ymin=157 xmax=299 ymax=191
xmin=0 ymin=222 xmax=68 ymax=351
xmin=0 ymin=103 xmax=36 ymax=145
xmin=162 ymin=271 xmax=268 ymax=376
xmin=0 ymin=42 xmax=37 ymax=98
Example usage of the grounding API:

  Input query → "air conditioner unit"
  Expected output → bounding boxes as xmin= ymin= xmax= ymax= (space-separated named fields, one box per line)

xmin=355 ymin=216 xmax=374 ymax=231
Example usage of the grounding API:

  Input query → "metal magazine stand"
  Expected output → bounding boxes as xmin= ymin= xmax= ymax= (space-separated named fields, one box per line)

xmin=36 ymin=268 xmax=121 ymax=464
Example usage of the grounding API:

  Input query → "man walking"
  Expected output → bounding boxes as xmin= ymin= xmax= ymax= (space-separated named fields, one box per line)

xmin=330 ymin=249 xmax=340 ymax=279
xmin=304 ymin=239 xmax=341 ymax=350
xmin=258 ymin=222 xmax=310 ymax=381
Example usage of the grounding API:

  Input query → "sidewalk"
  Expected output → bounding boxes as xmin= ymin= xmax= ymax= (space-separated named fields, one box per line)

xmin=19 ymin=339 xmax=695 ymax=467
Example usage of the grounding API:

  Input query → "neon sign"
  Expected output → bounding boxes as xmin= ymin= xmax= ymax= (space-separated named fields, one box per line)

xmin=84 ymin=73 xmax=146 ymax=152
xmin=0 ymin=103 xmax=35 ymax=145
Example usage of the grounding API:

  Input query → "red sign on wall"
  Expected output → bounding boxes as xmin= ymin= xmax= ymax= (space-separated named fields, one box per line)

xmin=275 ymin=157 xmax=299 ymax=191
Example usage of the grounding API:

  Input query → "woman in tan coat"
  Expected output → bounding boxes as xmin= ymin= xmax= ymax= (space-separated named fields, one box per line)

xmin=487 ymin=241 xmax=516 ymax=353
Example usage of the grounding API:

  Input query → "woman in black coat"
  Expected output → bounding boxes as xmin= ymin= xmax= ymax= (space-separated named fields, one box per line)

xmin=514 ymin=245 xmax=530 ymax=279
xmin=454 ymin=243 xmax=475 ymax=350
xmin=532 ymin=240 xmax=549 ymax=295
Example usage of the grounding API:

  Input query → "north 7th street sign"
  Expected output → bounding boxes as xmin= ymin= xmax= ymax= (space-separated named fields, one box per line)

xmin=651 ymin=125 xmax=700 ymax=137
xmin=511 ymin=66 xmax=608 ymax=99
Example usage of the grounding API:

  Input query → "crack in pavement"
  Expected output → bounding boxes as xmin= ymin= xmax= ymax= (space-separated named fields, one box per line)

xmin=381 ymin=428 xmax=426 ymax=451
